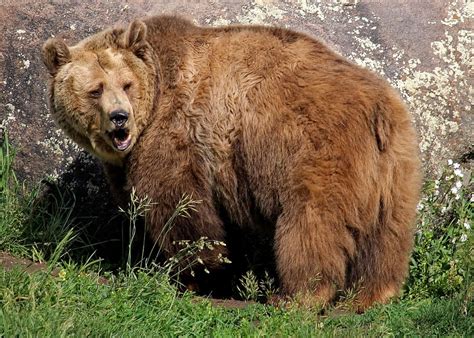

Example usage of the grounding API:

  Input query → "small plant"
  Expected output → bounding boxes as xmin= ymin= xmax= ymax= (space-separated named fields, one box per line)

xmin=334 ymin=280 xmax=363 ymax=311
xmin=406 ymin=160 xmax=473 ymax=299
xmin=237 ymin=270 xmax=260 ymax=301
xmin=168 ymin=237 xmax=230 ymax=279
xmin=237 ymin=270 xmax=278 ymax=302
xmin=119 ymin=190 xmax=231 ymax=279
xmin=118 ymin=187 xmax=155 ymax=273
xmin=259 ymin=271 xmax=279 ymax=299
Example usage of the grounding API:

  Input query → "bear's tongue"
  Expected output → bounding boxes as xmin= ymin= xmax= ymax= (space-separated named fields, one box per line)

xmin=112 ymin=129 xmax=131 ymax=151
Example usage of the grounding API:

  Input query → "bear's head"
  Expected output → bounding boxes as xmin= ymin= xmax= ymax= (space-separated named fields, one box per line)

xmin=42 ymin=20 xmax=156 ymax=164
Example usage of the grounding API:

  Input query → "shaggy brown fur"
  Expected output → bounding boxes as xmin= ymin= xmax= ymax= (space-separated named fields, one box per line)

xmin=42 ymin=15 xmax=421 ymax=311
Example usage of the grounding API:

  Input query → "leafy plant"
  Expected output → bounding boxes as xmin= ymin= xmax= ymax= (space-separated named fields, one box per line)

xmin=406 ymin=160 xmax=473 ymax=299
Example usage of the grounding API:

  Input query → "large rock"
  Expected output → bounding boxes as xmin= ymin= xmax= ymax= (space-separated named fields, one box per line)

xmin=1 ymin=0 xmax=472 ymax=184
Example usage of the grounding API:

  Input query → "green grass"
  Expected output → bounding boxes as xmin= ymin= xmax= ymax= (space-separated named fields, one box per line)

xmin=0 ymin=134 xmax=473 ymax=336
xmin=1 ymin=267 xmax=472 ymax=336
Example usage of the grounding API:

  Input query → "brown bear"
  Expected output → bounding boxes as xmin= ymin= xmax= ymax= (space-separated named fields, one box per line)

xmin=42 ymin=15 xmax=421 ymax=311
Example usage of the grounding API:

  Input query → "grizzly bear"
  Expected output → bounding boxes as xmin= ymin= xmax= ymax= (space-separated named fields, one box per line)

xmin=42 ymin=15 xmax=421 ymax=310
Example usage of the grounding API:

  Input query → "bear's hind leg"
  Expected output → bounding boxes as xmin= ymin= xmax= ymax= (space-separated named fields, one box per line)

xmin=274 ymin=201 xmax=356 ymax=307
xmin=350 ymin=169 xmax=419 ymax=312
xmin=350 ymin=208 xmax=415 ymax=312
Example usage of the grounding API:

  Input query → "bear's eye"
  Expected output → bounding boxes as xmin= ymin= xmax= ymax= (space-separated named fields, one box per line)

xmin=123 ymin=82 xmax=132 ymax=92
xmin=89 ymin=85 xmax=103 ymax=99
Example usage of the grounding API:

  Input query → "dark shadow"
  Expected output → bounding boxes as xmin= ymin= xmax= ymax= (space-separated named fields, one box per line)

xmin=26 ymin=152 xmax=143 ymax=270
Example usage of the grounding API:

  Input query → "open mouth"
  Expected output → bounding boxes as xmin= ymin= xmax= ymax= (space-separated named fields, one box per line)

xmin=110 ymin=128 xmax=132 ymax=151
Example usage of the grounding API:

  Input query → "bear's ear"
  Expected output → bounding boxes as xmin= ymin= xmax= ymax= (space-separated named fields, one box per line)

xmin=42 ymin=38 xmax=71 ymax=75
xmin=124 ymin=20 xmax=148 ymax=59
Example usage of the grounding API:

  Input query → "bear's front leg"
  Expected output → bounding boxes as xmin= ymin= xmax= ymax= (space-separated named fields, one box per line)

xmin=126 ymin=130 xmax=228 ymax=280
xmin=102 ymin=162 xmax=130 ymax=208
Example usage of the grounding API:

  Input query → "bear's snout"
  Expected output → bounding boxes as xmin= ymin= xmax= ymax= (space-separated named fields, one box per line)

xmin=110 ymin=109 xmax=129 ymax=128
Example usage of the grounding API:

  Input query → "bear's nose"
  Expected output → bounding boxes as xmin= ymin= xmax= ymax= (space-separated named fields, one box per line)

xmin=110 ymin=110 xmax=129 ymax=127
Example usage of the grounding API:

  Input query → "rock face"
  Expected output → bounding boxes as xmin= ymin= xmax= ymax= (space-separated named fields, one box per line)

xmin=1 ymin=0 xmax=472 ymax=186
xmin=0 ymin=1 xmax=472 ymax=190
